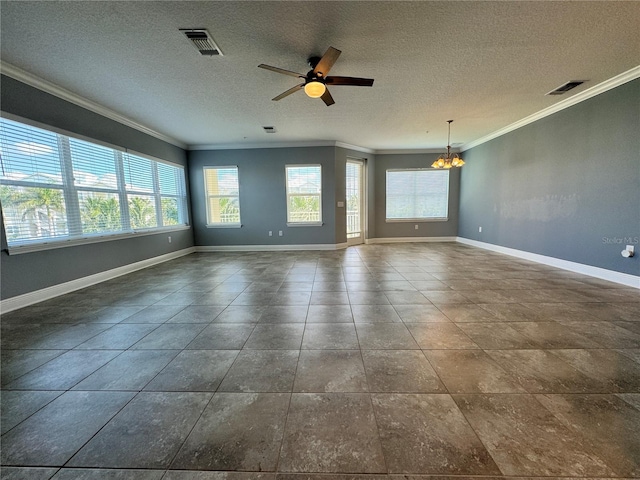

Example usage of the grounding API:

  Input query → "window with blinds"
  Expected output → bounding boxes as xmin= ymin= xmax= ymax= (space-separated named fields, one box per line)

xmin=203 ymin=166 xmax=240 ymax=226
xmin=286 ymin=165 xmax=322 ymax=225
xmin=386 ymin=169 xmax=449 ymax=221
xmin=0 ymin=116 xmax=189 ymax=252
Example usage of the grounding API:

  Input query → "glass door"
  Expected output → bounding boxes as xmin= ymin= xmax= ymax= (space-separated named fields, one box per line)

xmin=346 ymin=159 xmax=364 ymax=245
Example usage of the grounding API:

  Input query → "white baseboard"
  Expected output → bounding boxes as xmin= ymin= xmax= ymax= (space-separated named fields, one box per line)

xmin=1 ymin=247 xmax=196 ymax=313
xmin=456 ymin=237 xmax=639 ymax=288
xmin=365 ymin=236 xmax=457 ymax=245
xmin=195 ymin=243 xmax=346 ymax=252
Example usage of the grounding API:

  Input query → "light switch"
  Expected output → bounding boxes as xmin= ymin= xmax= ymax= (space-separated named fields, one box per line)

xmin=337 ymin=201 xmax=344 ymax=207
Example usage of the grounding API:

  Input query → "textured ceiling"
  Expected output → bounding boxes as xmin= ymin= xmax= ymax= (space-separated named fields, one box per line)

xmin=1 ymin=1 xmax=639 ymax=151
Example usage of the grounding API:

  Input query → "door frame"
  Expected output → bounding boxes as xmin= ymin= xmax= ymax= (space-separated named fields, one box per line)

xmin=346 ymin=158 xmax=366 ymax=246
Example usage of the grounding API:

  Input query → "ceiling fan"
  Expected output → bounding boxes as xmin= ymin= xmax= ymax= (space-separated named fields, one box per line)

xmin=258 ymin=46 xmax=374 ymax=106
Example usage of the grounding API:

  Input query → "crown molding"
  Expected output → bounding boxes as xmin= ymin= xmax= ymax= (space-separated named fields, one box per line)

xmin=0 ymin=61 xmax=187 ymax=150
xmin=335 ymin=142 xmax=375 ymax=154
xmin=461 ymin=65 xmax=640 ymax=151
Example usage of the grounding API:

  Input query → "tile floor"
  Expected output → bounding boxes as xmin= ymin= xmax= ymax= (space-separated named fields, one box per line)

xmin=1 ymin=242 xmax=640 ymax=480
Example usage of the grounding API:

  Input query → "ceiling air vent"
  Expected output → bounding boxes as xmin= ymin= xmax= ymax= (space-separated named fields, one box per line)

xmin=263 ymin=126 xmax=277 ymax=134
xmin=546 ymin=80 xmax=585 ymax=96
xmin=179 ymin=29 xmax=223 ymax=56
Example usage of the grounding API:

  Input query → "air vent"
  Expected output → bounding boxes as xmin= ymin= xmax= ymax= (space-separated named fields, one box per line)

xmin=263 ymin=126 xmax=277 ymax=134
xmin=546 ymin=80 xmax=585 ymax=96
xmin=179 ymin=29 xmax=223 ymax=56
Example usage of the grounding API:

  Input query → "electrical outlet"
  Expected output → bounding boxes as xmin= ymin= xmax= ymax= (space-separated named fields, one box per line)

xmin=479 ymin=226 xmax=482 ymax=233
xmin=168 ymin=236 xmax=172 ymax=243
xmin=268 ymin=231 xmax=272 ymax=237
xmin=279 ymin=230 xmax=283 ymax=237
xmin=414 ymin=224 xmax=419 ymax=230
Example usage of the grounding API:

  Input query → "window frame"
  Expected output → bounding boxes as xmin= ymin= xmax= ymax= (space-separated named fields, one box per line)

xmin=203 ymin=166 xmax=241 ymax=228
xmin=385 ymin=168 xmax=450 ymax=222
xmin=0 ymin=114 xmax=189 ymax=255
xmin=285 ymin=164 xmax=323 ymax=226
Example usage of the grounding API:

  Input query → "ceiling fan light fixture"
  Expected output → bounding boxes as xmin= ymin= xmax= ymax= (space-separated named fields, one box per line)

xmin=304 ymin=81 xmax=326 ymax=98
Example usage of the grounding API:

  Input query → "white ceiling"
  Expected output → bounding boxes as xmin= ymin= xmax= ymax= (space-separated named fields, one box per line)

xmin=1 ymin=1 xmax=639 ymax=151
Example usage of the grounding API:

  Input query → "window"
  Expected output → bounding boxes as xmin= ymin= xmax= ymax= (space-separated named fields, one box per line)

xmin=0 ymin=116 xmax=188 ymax=252
xmin=386 ymin=169 xmax=449 ymax=221
xmin=203 ymin=166 xmax=240 ymax=226
xmin=286 ymin=165 xmax=322 ymax=225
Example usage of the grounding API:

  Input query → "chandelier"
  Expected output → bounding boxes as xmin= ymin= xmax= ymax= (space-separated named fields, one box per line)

xmin=431 ymin=120 xmax=465 ymax=169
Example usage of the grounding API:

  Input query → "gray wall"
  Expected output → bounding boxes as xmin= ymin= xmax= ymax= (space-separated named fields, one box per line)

xmin=459 ymin=78 xmax=639 ymax=276
xmin=189 ymin=147 xmax=337 ymax=246
xmin=1 ymin=76 xmax=193 ymax=300
xmin=373 ymin=153 xmax=461 ymax=239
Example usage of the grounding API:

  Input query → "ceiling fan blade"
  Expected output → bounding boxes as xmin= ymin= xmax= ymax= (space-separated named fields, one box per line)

xmin=313 ymin=46 xmax=341 ymax=77
xmin=321 ymin=88 xmax=335 ymax=106
xmin=272 ymin=83 xmax=304 ymax=101
xmin=258 ymin=64 xmax=305 ymax=78
xmin=325 ymin=76 xmax=374 ymax=87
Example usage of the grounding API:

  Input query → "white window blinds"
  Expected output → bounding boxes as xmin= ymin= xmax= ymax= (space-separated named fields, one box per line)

xmin=286 ymin=165 xmax=322 ymax=224
xmin=386 ymin=169 xmax=449 ymax=221
xmin=0 ymin=116 xmax=189 ymax=251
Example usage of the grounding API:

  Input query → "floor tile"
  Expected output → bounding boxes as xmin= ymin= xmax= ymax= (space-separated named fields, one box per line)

xmin=486 ymin=349 xmax=608 ymax=393
xmin=0 ymin=349 xmax=65 ymax=386
xmin=393 ymin=305 xmax=450 ymax=323
xmin=73 ymin=350 xmax=178 ymax=390
xmin=213 ymin=306 xmax=267 ymax=324
xmin=0 ymin=467 xmax=60 ymax=480
xmin=305 ymin=305 xmax=353 ymax=323
xmin=371 ymin=393 xmax=500 ymax=474
xmin=279 ymin=393 xmax=386 ymax=473
xmin=301 ymin=324 xmax=359 ymax=349
xmin=294 ymin=350 xmax=368 ymax=392
xmin=258 ymin=306 xmax=308 ymax=323
xmin=351 ymin=305 xmax=402 ymax=323
xmin=549 ymin=348 xmax=640 ymax=392
xmin=508 ymin=321 xmax=601 ymax=348
xmin=244 ymin=324 xmax=305 ymax=350
xmin=405 ymin=323 xmax=479 ymax=349
xmin=309 ymin=291 xmax=350 ymax=305
xmin=5 ymin=350 xmax=121 ymax=390
xmin=165 ymin=305 xmax=226 ymax=323
xmin=456 ymin=322 xmax=539 ymax=349
xmin=217 ymin=350 xmax=298 ymax=392
xmin=171 ymin=393 xmax=289 ymax=471
xmin=536 ymin=393 xmax=640 ymax=477
xmin=67 ymin=392 xmax=211 ymax=469
xmin=559 ymin=320 xmax=640 ymax=348
xmin=362 ymin=350 xmax=445 ymax=393
xmin=347 ymin=291 xmax=390 ymax=305
xmin=119 ymin=305 xmax=186 ymax=323
xmin=356 ymin=323 xmax=420 ymax=349
xmin=74 ymin=324 xmax=159 ymax=349
xmin=51 ymin=469 xmax=164 ymax=479
xmin=1 ymin=391 xmax=133 ymax=466
xmin=186 ymin=324 xmax=255 ymax=349
xmin=437 ymin=305 xmax=498 ymax=323
xmin=453 ymin=393 xmax=616 ymax=476
xmin=1 ymin=390 xmax=63 ymax=434
xmin=132 ymin=324 xmax=206 ymax=349
xmin=424 ymin=350 xmax=527 ymax=393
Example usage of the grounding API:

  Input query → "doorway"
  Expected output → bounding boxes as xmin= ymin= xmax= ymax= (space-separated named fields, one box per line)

xmin=346 ymin=159 xmax=365 ymax=245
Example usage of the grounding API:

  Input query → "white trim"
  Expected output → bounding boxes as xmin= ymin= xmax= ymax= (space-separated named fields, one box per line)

xmin=377 ymin=148 xmax=457 ymax=155
xmin=189 ymin=141 xmax=338 ymax=151
xmin=456 ymin=237 xmax=640 ymax=289
xmin=336 ymin=242 xmax=349 ymax=250
xmin=461 ymin=65 xmax=640 ymax=151
xmin=335 ymin=142 xmax=375 ymax=154
xmin=0 ymin=247 xmax=196 ymax=313
xmin=365 ymin=236 xmax=457 ymax=244
xmin=195 ymin=244 xmax=344 ymax=252
xmin=0 ymin=61 xmax=187 ymax=149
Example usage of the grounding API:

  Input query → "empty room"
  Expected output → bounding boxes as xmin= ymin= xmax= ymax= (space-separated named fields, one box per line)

xmin=0 ymin=1 xmax=639 ymax=480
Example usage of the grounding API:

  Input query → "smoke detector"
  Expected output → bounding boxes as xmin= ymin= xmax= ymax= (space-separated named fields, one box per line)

xmin=179 ymin=29 xmax=223 ymax=56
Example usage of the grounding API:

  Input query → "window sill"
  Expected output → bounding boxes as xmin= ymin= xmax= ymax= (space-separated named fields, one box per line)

xmin=206 ymin=224 xmax=242 ymax=229
xmin=5 ymin=225 xmax=190 ymax=255
xmin=286 ymin=222 xmax=324 ymax=227
xmin=385 ymin=218 xmax=449 ymax=223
